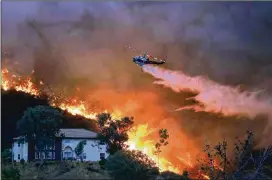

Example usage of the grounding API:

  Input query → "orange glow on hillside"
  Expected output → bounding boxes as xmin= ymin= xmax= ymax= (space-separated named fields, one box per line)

xmin=1 ymin=68 xmax=213 ymax=179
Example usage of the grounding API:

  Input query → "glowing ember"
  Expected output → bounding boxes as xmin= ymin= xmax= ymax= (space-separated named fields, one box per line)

xmin=202 ymin=174 xmax=210 ymax=180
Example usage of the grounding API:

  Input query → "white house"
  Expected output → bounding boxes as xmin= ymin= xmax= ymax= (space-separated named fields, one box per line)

xmin=12 ymin=128 xmax=109 ymax=162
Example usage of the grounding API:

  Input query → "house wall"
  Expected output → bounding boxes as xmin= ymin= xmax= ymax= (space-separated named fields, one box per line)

xmin=12 ymin=141 xmax=28 ymax=162
xmin=61 ymin=138 xmax=109 ymax=161
xmin=11 ymin=138 xmax=109 ymax=162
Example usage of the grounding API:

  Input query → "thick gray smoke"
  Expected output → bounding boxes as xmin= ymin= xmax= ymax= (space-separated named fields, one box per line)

xmin=3 ymin=2 xmax=272 ymax=90
xmin=2 ymin=2 xmax=272 ymax=149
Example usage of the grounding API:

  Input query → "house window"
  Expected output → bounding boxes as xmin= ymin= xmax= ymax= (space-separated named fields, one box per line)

xmin=83 ymin=153 xmax=86 ymax=159
xmin=47 ymin=152 xmax=52 ymax=159
xmin=63 ymin=146 xmax=73 ymax=159
xmin=35 ymin=152 xmax=40 ymax=159
xmin=64 ymin=152 xmax=73 ymax=158
xmin=18 ymin=154 xmax=20 ymax=160
xmin=64 ymin=139 xmax=71 ymax=143
xmin=100 ymin=153 xmax=105 ymax=160
xmin=18 ymin=143 xmax=20 ymax=147
xmin=45 ymin=143 xmax=55 ymax=150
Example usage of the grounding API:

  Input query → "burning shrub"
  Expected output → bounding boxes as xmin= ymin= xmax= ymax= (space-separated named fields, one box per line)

xmin=105 ymin=150 xmax=159 ymax=180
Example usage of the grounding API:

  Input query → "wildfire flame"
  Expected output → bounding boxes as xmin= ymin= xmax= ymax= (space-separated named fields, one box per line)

xmin=58 ymin=99 xmax=98 ymax=119
xmin=2 ymin=68 xmax=39 ymax=96
xmin=126 ymin=124 xmax=181 ymax=173
xmin=1 ymin=68 xmax=212 ymax=179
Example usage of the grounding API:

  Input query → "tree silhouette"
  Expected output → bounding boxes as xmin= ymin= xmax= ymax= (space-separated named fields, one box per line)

xmin=153 ymin=128 xmax=169 ymax=169
xmin=96 ymin=113 xmax=134 ymax=155
xmin=198 ymin=131 xmax=272 ymax=180
xmin=17 ymin=105 xmax=63 ymax=162
xmin=75 ymin=140 xmax=87 ymax=162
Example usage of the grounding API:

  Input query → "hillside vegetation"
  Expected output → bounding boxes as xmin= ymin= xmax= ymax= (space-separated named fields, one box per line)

xmin=2 ymin=161 xmax=110 ymax=180
xmin=1 ymin=90 xmax=272 ymax=180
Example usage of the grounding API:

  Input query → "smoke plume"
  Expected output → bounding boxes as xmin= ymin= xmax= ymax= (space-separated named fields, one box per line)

xmin=2 ymin=1 xmax=272 ymax=155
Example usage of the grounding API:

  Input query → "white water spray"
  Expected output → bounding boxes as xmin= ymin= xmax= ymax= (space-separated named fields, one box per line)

xmin=143 ymin=65 xmax=272 ymax=119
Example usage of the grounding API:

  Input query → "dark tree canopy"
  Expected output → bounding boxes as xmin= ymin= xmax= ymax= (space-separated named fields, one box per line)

xmin=2 ymin=149 xmax=12 ymax=164
xmin=17 ymin=105 xmax=63 ymax=151
xmin=160 ymin=171 xmax=190 ymax=180
xmin=105 ymin=150 xmax=159 ymax=180
xmin=1 ymin=89 xmax=49 ymax=150
xmin=97 ymin=113 xmax=134 ymax=155
xmin=1 ymin=90 xmax=98 ymax=150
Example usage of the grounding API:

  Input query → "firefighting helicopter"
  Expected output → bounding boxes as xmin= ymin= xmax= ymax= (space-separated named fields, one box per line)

xmin=125 ymin=45 xmax=167 ymax=69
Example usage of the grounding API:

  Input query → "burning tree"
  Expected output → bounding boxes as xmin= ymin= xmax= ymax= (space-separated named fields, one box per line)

xmin=198 ymin=131 xmax=272 ymax=180
xmin=96 ymin=113 xmax=134 ymax=155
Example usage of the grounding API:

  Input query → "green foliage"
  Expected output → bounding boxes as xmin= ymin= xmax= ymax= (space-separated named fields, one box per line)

xmin=59 ymin=161 xmax=71 ymax=174
xmin=97 ymin=113 xmax=134 ymax=155
xmin=105 ymin=150 xmax=159 ymax=180
xmin=160 ymin=171 xmax=190 ymax=180
xmin=75 ymin=140 xmax=87 ymax=161
xmin=99 ymin=159 xmax=107 ymax=170
xmin=2 ymin=149 xmax=12 ymax=164
xmin=17 ymin=105 xmax=63 ymax=154
xmin=86 ymin=162 xmax=101 ymax=173
xmin=2 ymin=166 xmax=21 ymax=180
xmin=20 ymin=159 xmax=25 ymax=165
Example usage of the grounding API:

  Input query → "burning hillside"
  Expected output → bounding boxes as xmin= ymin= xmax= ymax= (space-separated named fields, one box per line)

xmin=2 ymin=2 xmax=272 ymax=179
xmin=1 ymin=67 xmax=205 ymax=176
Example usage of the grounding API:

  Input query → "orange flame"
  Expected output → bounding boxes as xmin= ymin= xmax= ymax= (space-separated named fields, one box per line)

xmin=58 ymin=99 xmax=98 ymax=119
xmin=1 ymin=68 xmax=39 ymax=96
xmin=126 ymin=124 xmax=180 ymax=173
xmin=1 ymin=68 xmax=215 ymax=179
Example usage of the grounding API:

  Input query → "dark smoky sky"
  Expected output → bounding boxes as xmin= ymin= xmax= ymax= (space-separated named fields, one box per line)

xmin=2 ymin=1 xmax=272 ymax=90
xmin=2 ymin=2 xmax=272 ymax=148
